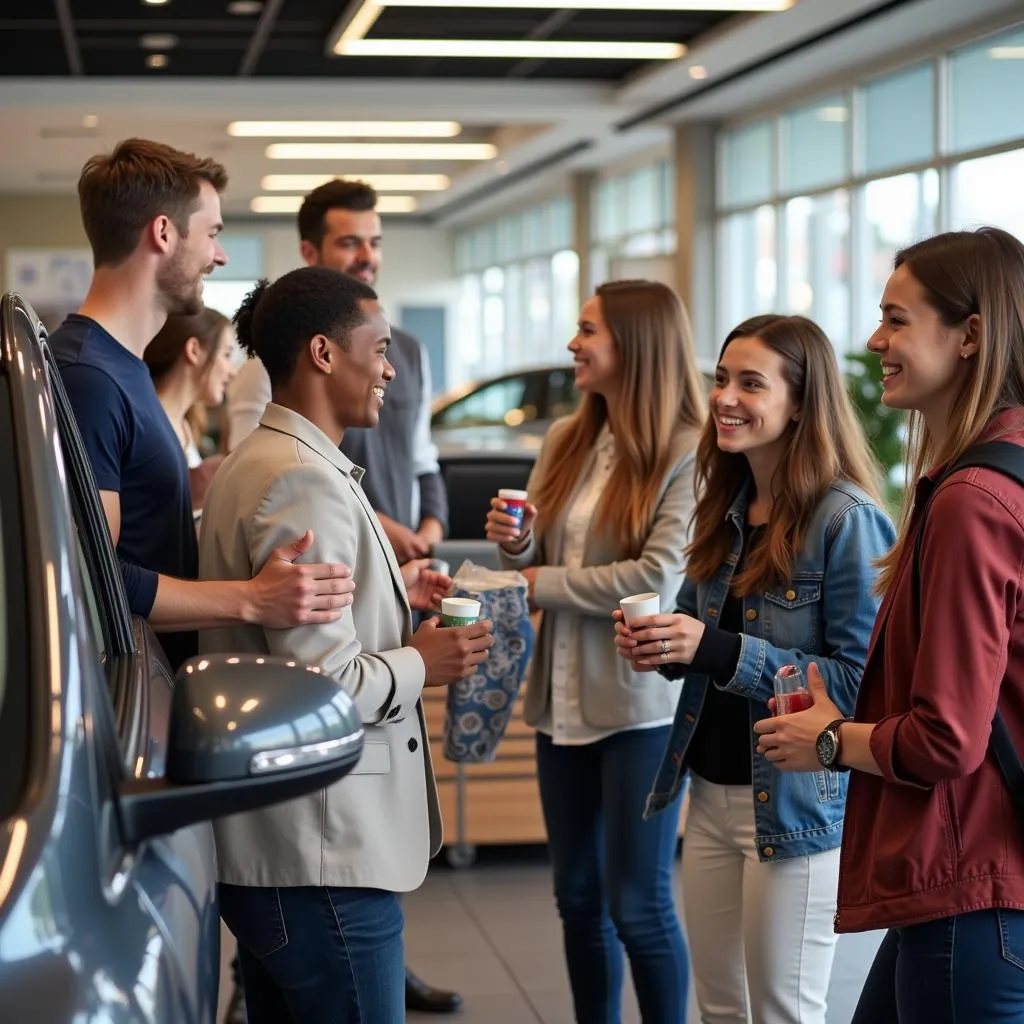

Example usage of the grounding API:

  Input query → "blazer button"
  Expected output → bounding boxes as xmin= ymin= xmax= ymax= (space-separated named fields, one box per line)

xmin=408 ymin=738 xmax=419 ymax=752
xmin=763 ymin=846 xmax=775 ymax=858
xmin=684 ymin=713 xmax=696 ymax=724
xmin=745 ymin=609 xmax=758 ymax=622
xmin=785 ymin=589 xmax=797 ymax=601
xmin=757 ymin=791 xmax=770 ymax=803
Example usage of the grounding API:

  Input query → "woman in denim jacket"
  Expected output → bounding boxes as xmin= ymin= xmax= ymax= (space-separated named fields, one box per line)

xmin=615 ymin=314 xmax=895 ymax=1024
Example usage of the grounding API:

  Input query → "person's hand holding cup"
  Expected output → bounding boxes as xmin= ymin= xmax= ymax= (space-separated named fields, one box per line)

xmin=410 ymin=596 xmax=494 ymax=687
xmin=613 ymin=592 xmax=662 ymax=673
xmin=485 ymin=488 xmax=538 ymax=549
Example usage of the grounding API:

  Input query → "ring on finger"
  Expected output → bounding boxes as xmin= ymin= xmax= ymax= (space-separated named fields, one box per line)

xmin=660 ymin=639 xmax=671 ymax=660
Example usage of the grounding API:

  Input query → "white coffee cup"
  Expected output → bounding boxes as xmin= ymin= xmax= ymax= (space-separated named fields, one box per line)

xmin=440 ymin=597 xmax=481 ymax=627
xmin=619 ymin=592 xmax=661 ymax=625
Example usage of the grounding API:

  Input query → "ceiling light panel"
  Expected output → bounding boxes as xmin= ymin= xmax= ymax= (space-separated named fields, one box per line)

xmin=266 ymin=142 xmax=497 ymax=160
xmin=261 ymin=174 xmax=450 ymax=191
xmin=251 ymin=195 xmax=419 ymax=214
xmin=228 ymin=121 xmax=462 ymax=138
xmin=334 ymin=39 xmax=685 ymax=60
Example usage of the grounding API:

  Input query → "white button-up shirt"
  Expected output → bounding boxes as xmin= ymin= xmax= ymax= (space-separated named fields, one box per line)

xmin=535 ymin=427 xmax=672 ymax=746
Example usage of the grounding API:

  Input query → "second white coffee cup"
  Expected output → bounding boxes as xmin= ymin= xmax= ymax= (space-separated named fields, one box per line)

xmin=619 ymin=592 xmax=661 ymax=625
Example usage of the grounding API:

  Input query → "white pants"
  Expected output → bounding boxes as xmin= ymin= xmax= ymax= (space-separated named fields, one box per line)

xmin=682 ymin=774 xmax=840 ymax=1024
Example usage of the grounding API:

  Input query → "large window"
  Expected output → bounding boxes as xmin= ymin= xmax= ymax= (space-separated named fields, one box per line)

xmin=716 ymin=23 xmax=1024 ymax=355
xmin=591 ymin=159 xmax=676 ymax=292
xmin=454 ymin=198 xmax=578 ymax=387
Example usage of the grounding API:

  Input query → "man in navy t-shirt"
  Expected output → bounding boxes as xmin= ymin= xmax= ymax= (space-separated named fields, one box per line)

xmin=53 ymin=138 xmax=356 ymax=674
xmin=51 ymin=314 xmax=200 ymax=669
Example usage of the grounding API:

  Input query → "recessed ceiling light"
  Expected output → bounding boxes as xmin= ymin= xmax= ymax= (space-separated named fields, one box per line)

xmin=251 ymin=194 xmax=419 ymax=214
xmin=82 ymin=114 xmax=100 ymax=127
xmin=689 ymin=64 xmax=708 ymax=79
xmin=261 ymin=173 xmax=450 ymax=191
xmin=266 ymin=142 xmax=497 ymax=161
xmin=228 ymin=120 xmax=462 ymax=138
xmin=143 ymin=0 xmax=170 ymax=6
xmin=334 ymin=39 xmax=685 ymax=60
xmin=146 ymin=54 xmax=169 ymax=69
xmin=816 ymin=105 xmax=849 ymax=122
xmin=140 ymin=33 xmax=178 ymax=50
xmin=990 ymin=46 xmax=1024 ymax=59
xmin=227 ymin=0 xmax=263 ymax=13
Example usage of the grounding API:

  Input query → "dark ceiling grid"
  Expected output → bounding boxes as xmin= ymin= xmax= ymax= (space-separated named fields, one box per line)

xmin=53 ymin=0 xmax=83 ymax=75
xmin=0 ymin=1 xmax=726 ymax=80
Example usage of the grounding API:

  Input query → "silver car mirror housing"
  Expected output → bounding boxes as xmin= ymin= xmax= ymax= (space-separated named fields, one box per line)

xmin=116 ymin=654 xmax=363 ymax=846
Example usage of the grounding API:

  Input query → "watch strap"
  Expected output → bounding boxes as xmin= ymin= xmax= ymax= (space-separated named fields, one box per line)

xmin=821 ymin=718 xmax=852 ymax=772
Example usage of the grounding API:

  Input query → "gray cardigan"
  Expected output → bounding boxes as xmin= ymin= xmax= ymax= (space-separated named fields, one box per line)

xmin=499 ymin=417 xmax=698 ymax=730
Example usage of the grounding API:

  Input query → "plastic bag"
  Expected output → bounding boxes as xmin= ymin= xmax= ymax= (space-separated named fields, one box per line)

xmin=442 ymin=560 xmax=535 ymax=763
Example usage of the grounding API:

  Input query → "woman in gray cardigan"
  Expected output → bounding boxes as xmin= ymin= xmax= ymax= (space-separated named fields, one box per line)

xmin=486 ymin=279 xmax=706 ymax=1023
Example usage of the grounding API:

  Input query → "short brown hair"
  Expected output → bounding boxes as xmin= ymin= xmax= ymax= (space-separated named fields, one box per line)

xmin=297 ymin=179 xmax=378 ymax=249
xmin=78 ymin=138 xmax=228 ymax=268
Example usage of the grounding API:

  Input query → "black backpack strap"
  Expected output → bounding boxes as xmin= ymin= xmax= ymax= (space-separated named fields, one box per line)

xmin=911 ymin=441 xmax=1024 ymax=825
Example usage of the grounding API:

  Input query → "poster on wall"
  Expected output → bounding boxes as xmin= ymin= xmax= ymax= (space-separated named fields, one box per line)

xmin=5 ymin=249 xmax=93 ymax=331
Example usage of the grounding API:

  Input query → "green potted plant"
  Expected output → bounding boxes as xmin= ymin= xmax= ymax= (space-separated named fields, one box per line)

xmin=846 ymin=351 xmax=906 ymax=514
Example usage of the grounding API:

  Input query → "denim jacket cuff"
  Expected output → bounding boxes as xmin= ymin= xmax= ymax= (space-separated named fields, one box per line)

xmin=727 ymin=632 xmax=767 ymax=698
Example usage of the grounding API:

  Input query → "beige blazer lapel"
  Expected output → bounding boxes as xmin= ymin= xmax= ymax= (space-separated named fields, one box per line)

xmin=347 ymin=472 xmax=413 ymax=636
xmin=258 ymin=403 xmax=411 ymax=634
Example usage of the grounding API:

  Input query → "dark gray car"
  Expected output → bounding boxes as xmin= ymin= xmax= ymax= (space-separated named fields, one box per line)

xmin=0 ymin=294 xmax=364 ymax=1023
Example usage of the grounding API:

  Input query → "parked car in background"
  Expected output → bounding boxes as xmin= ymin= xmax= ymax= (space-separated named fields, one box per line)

xmin=431 ymin=364 xmax=579 ymax=454
xmin=431 ymin=361 xmax=713 ymax=549
xmin=0 ymin=294 xmax=365 ymax=1023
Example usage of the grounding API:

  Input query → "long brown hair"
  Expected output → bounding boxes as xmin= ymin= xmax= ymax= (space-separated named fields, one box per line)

xmin=877 ymin=227 xmax=1024 ymax=592
xmin=687 ymin=314 xmax=882 ymax=596
xmin=528 ymin=279 xmax=706 ymax=558
xmin=145 ymin=306 xmax=231 ymax=443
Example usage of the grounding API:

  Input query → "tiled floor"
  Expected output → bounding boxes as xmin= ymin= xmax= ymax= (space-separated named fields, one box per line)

xmin=221 ymin=846 xmax=885 ymax=1023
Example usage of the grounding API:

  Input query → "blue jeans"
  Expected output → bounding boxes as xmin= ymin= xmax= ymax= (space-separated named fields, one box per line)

xmin=219 ymin=883 xmax=404 ymax=1024
xmin=853 ymin=908 xmax=1024 ymax=1023
xmin=536 ymin=727 xmax=689 ymax=1024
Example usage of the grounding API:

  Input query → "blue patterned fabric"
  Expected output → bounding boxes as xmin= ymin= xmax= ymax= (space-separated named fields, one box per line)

xmin=443 ymin=580 xmax=535 ymax=764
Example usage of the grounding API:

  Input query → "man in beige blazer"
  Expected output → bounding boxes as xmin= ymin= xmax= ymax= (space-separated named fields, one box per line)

xmin=199 ymin=265 xmax=493 ymax=1024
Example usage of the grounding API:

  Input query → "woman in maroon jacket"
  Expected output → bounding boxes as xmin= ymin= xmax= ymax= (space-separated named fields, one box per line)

xmin=754 ymin=225 xmax=1024 ymax=1022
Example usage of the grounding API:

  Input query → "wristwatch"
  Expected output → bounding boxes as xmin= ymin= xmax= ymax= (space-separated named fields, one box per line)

xmin=816 ymin=719 xmax=851 ymax=772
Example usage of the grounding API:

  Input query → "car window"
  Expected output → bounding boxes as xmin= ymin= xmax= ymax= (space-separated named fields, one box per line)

xmin=435 ymin=377 xmax=532 ymax=428
xmin=73 ymin=528 xmax=108 ymax=663
xmin=0 ymin=375 xmax=29 ymax=821
xmin=545 ymin=368 xmax=579 ymax=421
xmin=39 ymin=343 xmax=135 ymax=659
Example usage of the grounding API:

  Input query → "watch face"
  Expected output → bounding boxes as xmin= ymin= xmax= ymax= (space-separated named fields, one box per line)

xmin=816 ymin=730 xmax=837 ymax=768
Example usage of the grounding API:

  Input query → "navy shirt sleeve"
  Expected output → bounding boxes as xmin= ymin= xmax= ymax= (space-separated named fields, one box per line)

xmin=58 ymin=363 xmax=131 ymax=492
xmin=59 ymin=362 xmax=160 ymax=616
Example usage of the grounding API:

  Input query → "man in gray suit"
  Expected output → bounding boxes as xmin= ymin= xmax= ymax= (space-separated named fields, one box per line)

xmin=199 ymin=266 xmax=493 ymax=1024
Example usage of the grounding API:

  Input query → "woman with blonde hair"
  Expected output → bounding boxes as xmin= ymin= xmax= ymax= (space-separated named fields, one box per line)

xmin=485 ymin=279 xmax=705 ymax=1022
xmin=616 ymin=314 xmax=894 ymax=1024
xmin=756 ymin=227 xmax=1024 ymax=1021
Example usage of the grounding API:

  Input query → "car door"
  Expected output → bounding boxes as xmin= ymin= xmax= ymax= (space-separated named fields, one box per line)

xmin=34 ymin=307 xmax=219 ymax=1024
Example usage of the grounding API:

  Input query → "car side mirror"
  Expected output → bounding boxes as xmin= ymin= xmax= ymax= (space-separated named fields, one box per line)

xmin=116 ymin=654 xmax=363 ymax=847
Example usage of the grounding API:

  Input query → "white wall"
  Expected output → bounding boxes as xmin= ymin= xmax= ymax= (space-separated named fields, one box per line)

xmin=262 ymin=222 xmax=456 ymax=304
xmin=258 ymin=221 xmax=459 ymax=378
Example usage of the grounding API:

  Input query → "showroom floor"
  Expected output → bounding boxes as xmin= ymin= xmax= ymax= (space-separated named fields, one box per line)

xmin=218 ymin=848 xmax=884 ymax=1023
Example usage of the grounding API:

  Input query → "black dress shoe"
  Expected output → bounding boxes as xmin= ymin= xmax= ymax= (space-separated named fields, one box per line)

xmin=405 ymin=967 xmax=463 ymax=1014
xmin=224 ymin=983 xmax=248 ymax=1024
